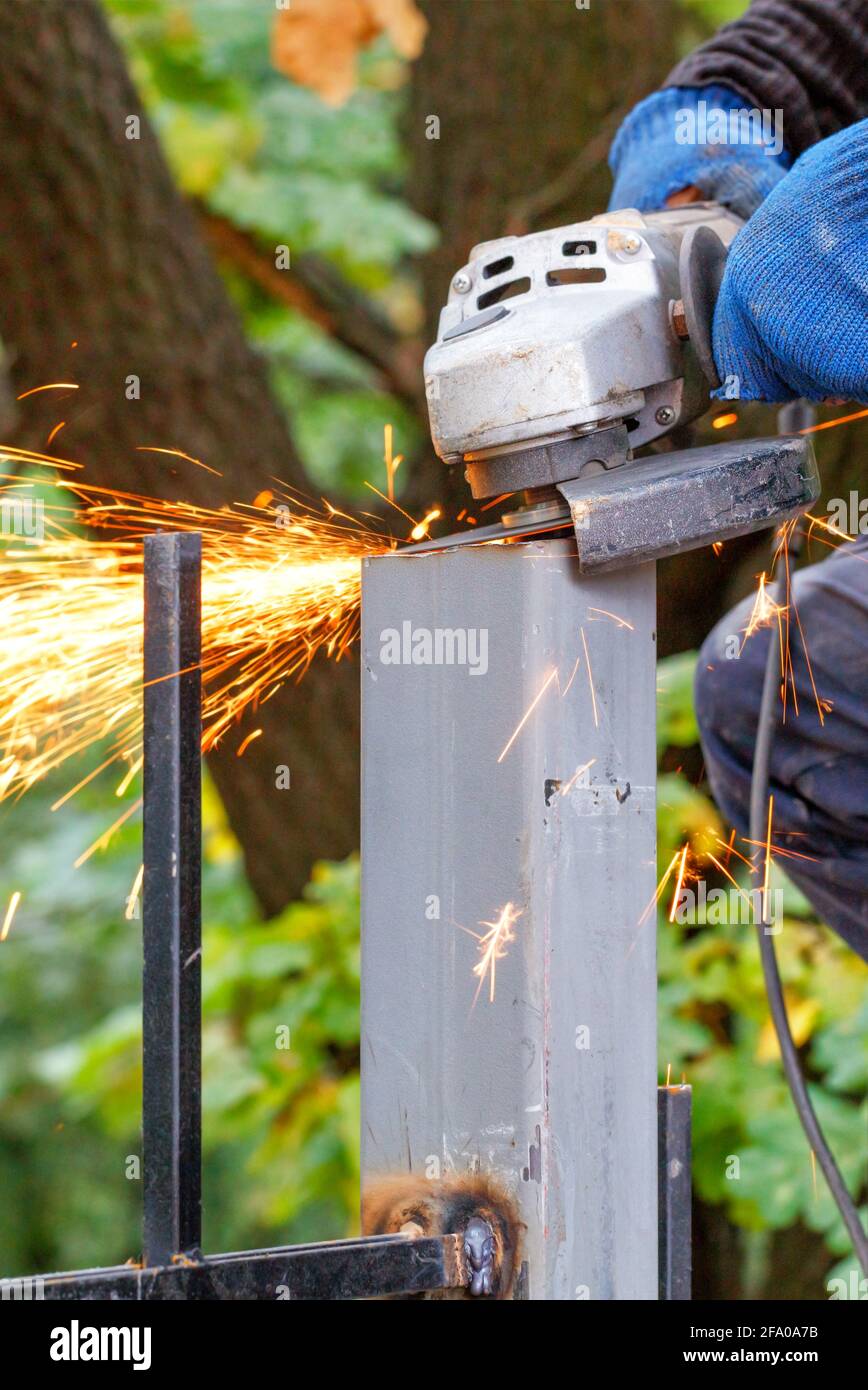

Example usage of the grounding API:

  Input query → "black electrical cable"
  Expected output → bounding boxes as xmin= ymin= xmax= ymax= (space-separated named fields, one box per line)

xmin=749 ymin=519 xmax=868 ymax=1275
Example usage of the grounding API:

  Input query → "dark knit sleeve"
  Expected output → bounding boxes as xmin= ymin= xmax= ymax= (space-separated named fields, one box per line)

xmin=666 ymin=0 xmax=868 ymax=156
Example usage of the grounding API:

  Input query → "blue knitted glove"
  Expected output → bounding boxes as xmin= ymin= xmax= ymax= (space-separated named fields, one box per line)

xmin=712 ymin=120 xmax=868 ymax=403
xmin=608 ymin=85 xmax=791 ymax=219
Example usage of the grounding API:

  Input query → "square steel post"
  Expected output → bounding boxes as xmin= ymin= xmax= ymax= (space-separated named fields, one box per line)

xmin=142 ymin=532 xmax=202 ymax=1266
xmin=360 ymin=538 xmax=658 ymax=1299
xmin=658 ymin=1084 xmax=692 ymax=1300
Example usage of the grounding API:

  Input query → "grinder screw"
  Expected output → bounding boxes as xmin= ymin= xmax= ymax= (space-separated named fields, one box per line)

xmin=655 ymin=406 xmax=676 ymax=426
xmin=452 ymin=272 xmax=472 ymax=293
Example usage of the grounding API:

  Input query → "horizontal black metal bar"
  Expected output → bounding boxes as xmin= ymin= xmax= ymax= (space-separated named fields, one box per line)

xmin=658 ymin=1084 xmax=692 ymax=1301
xmin=7 ymin=1234 xmax=466 ymax=1302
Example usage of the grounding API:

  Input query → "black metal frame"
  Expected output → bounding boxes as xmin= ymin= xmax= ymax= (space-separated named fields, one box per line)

xmin=0 ymin=532 xmax=465 ymax=1302
xmin=0 ymin=531 xmax=692 ymax=1302
xmin=142 ymin=531 xmax=202 ymax=1268
xmin=658 ymin=1085 xmax=692 ymax=1301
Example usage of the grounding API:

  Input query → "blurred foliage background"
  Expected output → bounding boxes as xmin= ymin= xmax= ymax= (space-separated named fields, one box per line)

xmin=0 ymin=0 xmax=865 ymax=1301
xmin=111 ymin=0 xmax=435 ymax=500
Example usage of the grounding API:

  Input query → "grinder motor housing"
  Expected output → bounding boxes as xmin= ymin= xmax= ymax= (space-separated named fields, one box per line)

xmin=421 ymin=203 xmax=819 ymax=566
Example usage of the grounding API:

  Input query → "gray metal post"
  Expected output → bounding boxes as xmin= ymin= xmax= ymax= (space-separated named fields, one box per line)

xmin=360 ymin=538 xmax=657 ymax=1299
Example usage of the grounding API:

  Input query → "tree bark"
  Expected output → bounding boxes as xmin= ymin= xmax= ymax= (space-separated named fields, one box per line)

xmin=407 ymin=0 xmax=677 ymax=342
xmin=0 ymin=0 xmax=359 ymax=914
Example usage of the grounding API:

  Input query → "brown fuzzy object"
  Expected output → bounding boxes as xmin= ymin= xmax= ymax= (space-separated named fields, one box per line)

xmin=362 ymin=1172 xmax=522 ymax=1299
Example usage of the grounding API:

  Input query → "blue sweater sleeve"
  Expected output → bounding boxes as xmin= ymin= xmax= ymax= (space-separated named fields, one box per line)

xmin=608 ymin=85 xmax=792 ymax=219
xmin=711 ymin=119 xmax=868 ymax=403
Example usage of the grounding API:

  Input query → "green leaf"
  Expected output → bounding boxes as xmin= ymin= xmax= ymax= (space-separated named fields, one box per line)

xmin=209 ymin=166 xmax=437 ymax=272
xmin=812 ymin=998 xmax=868 ymax=1094
xmin=657 ymin=650 xmax=700 ymax=753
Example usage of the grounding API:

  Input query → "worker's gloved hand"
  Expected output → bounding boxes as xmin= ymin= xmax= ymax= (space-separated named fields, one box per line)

xmin=712 ymin=121 xmax=868 ymax=403
xmin=608 ymin=85 xmax=791 ymax=220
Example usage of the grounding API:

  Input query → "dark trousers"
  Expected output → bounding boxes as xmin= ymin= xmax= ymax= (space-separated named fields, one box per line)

xmin=694 ymin=532 xmax=868 ymax=961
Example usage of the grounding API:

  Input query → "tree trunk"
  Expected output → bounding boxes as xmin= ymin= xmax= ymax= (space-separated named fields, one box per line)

xmin=408 ymin=0 xmax=677 ymax=338
xmin=0 ymin=0 xmax=359 ymax=914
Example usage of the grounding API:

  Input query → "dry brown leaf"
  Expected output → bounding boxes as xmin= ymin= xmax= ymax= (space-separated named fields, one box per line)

xmin=367 ymin=0 xmax=428 ymax=59
xmin=271 ymin=0 xmax=427 ymax=107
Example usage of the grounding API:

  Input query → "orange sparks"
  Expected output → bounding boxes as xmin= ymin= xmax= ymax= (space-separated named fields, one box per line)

xmin=744 ymin=573 xmax=785 ymax=641
xmin=639 ymin=837 xmax=752 ymax=931
xmin=559 ymin=757 xmax=596 ymax=796
xmin=410 ymin=508 xmax=441 ymax=542
xmin=741 ymin=836 xmax=818 ymax=865
xmin=384 ymin=424 xmax=393 ymax=501
xmin=252 ymin=489 xmax=273 ymax=509
xmin=764 ymin=518 xmax=827 ymax=725
xmin=800 ymin=406 xmax=868 ymax=435
xmin=712 ymin=541 xmax=724 ymax=557
xmin=586 ymin=607 xmax=634 ymax=630
xmin=634 ymin=817 xmax=817 ymax=937
xmin=74 ymin=798 xmax=142 ymax=869
xmin=762 ymin=795 xmax=774 ymax=924
xmin=580 ymin=626 xmax=599 ymax=727
xmin=0 ymin=891 xmax=21 ymax=941
xmin=0 ymin=443 xmax=81 ymax=473
xmin=136 ymin=446 xmax=222 ymax=478
xmin=0 ymin=465 xmax=389 ymax=820
xmin=636 ymin=848 xmax=683 ymax=930
xmin=668 ymin=843 xmax=689 ymax=922
xmin=704 ymin=852 xmax=756 ymax=915
xmin=46 ymin=421 xmax=67 ymax=447
xmin=236 ymin=728 xmax=263 ymax=757
xmin=362 ymin=479 xmax=417 ymax=529
xmin=713 ymin=830 xmax=754 ymax=873
xmin=497 ymin=668 xmax=558 ymax=763
xmin=712 ymin=412 xmax=738 ymax=430
xmin=124 ymin=864 xmax=144 ymax=922
xmin=471 ymin=902 xmax=521 ymax=1005
xmin=16 ymin=382 xmax=79 ymax=400
xmin=561 ymin=656 xmax=581 ymax=697
xmin=805 ymin=511 xmax=854 ymax=543
xmin=788 ymin=577 xmax=825 ymax=726
xmin=115 ymin=756 xmax=143 ymax=798
xmin=384 ymin=424 xmax=403 ymax=504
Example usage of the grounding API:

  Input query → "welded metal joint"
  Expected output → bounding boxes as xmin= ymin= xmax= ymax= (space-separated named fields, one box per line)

xmin=463 ymin=1217 xmax=496 ymax=1296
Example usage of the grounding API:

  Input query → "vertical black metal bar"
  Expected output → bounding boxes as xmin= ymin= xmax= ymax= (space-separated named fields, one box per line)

xmin=142 ymin=532 xmax=202 ymax=1266
xmin=658 ymin=1084 xmax=692 ymax=1301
